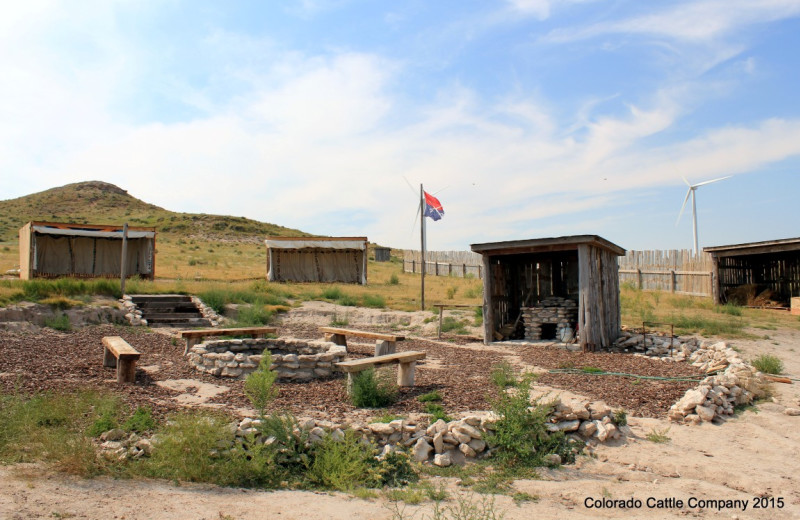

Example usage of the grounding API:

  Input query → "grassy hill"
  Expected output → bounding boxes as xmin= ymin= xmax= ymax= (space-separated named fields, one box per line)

xmin=0 ymin=181 xmax=310 ymax=279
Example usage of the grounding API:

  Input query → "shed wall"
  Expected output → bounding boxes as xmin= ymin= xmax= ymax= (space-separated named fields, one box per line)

xmin=577 ymin=244 xmax=621 ymax=350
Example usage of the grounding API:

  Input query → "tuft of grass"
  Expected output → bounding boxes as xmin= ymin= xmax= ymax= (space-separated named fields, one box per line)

xmin=388 ymin=274 xmax=400 ymax=286
xmin=123 ymin=406 xmax=156 ymax=433
xmin=612 ymin=409 xmax=627 ymax=427
xmin=440 ymin=316 xmax=468 ymax=335
xmin=44 ymin=314 xmax=71 ymax=331
xmin=490 ymin=361 xmax=517 ymax=389
xmin=751 ymin=354 xmax=783 ymax=375
xmin=307 ymin=430 xmax=378 ymax=491
xmin=361 ymin=294 xmax=386 ymax=309
xmin=424 ymin=403 xmax=452 ymax=423
xmin=231 ymin=304 xmax=273 ymax=327
xmin=350 ymin=369 xmax=397 ymax=408
xmin=645 ymin=427 xmax=671 ymax=443
xmin=714 ymin=303 xmax=743 ymax=316
xmin=417 ymin=390 xmax=443 ymax=403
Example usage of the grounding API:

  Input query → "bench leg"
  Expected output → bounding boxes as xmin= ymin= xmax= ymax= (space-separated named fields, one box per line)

xmin=345 ymin=372 xmax=355 ymax=393
xmin=117 ymin=359 xmax=136 ymax=384
xmin=103 ymin=347 xmax=116 ymax=368
xmin=325 ymin=333 xmax=348 ymax=348
xmin=375 ymin=340 xmax=396 ymax=356
xmin=183 ymin=337 xmax=200 ymax=356
xmin=397 ymin=361 xmax=416 ymax=387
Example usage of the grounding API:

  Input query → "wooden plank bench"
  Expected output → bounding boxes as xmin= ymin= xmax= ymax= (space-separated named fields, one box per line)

xmin=177 ymin=326 xmax=277 ymax=355
xmin=102 ymin=336 xmax=141 ymax=384
xmin=335 ymin=350 xmax=426 ymax=390
xmin=319 ymin=327 xmax=405 ymax=356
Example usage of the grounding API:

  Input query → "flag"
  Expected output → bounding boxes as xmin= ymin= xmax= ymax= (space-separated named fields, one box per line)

xmin=423 ymin=191 xmax=444 ymax=221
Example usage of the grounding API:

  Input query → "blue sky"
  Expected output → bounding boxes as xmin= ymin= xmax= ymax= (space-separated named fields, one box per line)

xmin=2 ymin=1 xmax=799 ymax=252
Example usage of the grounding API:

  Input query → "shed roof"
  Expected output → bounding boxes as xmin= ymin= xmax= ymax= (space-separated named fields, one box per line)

xmin=703 ymin=237 xmax=800 ymax=257
xmin=25 ymin=221 xmax=156 ymax=239
xmin=265 ymin=236 xmax=367 ymax=250
xmin=470 ymin=235 xmax=625 ymax=256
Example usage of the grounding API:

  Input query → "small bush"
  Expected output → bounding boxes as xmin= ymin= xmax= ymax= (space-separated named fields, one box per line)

xmin=440 ymin=316 xmax=468 ymax=335
xmin=388 ymin=273 xmax=400 ymax=285
xmin=307 ymin=430 xmax=378 ymax=491
xmin=446 ymin=287 xmax=457 ymax=300
xmin=244 ymin=352 xmax=278 ymax=417
xmin=44 ymin=314 xmax=71 ymax=331
xmin=612 ymin=409 xmax=627 ymax=427
xmin=233 ymin=304 xmax=273 ymax=327
xmin=321 ymin=287 xmax=344 ymax=300
xmin=714 ymin=303 xmax=743 ymax=316
xmin=751 ymin=354 xmax=783 ymax=375
xmin=350 ymin=369 xmax=397 ymax=408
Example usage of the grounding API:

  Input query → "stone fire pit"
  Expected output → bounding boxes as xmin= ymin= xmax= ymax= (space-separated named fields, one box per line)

xmin=188 ymin=337 xmax=346 ymax=380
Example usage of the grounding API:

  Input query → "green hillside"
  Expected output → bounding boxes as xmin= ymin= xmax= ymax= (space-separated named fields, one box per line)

xmin=0 ymin=181 xmax=307 ymax=243
xmin=0 ymin=181 xmax=310 ymax=279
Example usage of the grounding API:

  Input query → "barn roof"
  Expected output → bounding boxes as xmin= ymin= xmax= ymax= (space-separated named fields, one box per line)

xmin=704 ymin=237 xmax=800 ymax=257
xmin=470 ymin=235 xmax=625 ymax=256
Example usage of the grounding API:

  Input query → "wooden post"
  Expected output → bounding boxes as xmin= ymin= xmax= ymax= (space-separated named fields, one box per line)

xmin=397 ymin=361 xmax=416 ymax=386
xmin=636 ymin=267 xmax=642 ymax=290
xmin=463 ymin=263 xmax=467 ymax=277
xmin=670 ymin=269 xmax=676 ymax=293
xmin=120 ymin=222 xmax=128 ymax=294
xmin=438 ymin=306 xmax=444 ymax=339
xmin=482 ymin=254 xmax=493 ymax=344
xmin=375 ymin=340 xmax=395 ymax=356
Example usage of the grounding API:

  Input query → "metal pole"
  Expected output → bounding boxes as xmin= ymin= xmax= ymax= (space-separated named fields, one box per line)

xmin=420 ymin=184 xmax=426 ymax=310
xmin=120 ymin=222 xmax=129 ymax=294
xmin=691 ymin=189 xmax=699 ymax=254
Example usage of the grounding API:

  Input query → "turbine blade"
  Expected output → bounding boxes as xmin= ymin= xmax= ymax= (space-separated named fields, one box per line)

xmin=676 ymin=189 xmax=691 ymax=225
xmin=681 ymin=175 xmax=691 ymax=187
xmin=402 ymin=175 xmax=418 ymax=195
xmin=693 ymin=175 xmax=732 ymax=188
xmin=410 ymin=201 xmax=421 ymax=237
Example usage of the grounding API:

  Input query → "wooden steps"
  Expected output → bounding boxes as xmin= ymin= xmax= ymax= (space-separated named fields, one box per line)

xmin=129 ymin=294 xmax=211 ymax=328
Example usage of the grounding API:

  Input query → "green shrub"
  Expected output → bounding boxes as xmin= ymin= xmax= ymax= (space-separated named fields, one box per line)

xmin=645 ymin=427 xmax=671 ymax=443
xmin=446 ymin=287 xmax=457 ymax=300
xmin=44 ymin=314 xmax=71 ymax=331
xmin=440 ymin=316 xmax=468 ymax=334
xmin=488 ymin=375 xmax=578 ymax=468
xmin=612 ymin=409 xmax=627 ymax=427
xmin=233 ymin=304 xmax=273 ymax=327
xmin=244 ymin=352 xmax=278 ymax=417
xmin=751 ymin=354 xmax=783 ymax=375
xmin=321 ymin=287 xmax=344 ymax=300
xmin=388 ymin=273 xmax=400 ymax=285
xmin=714 ymin=303 xmax=743 ymax=316
xmin=350 ymin=369 xmax=397 ymax=408
xmin=307 ymin=430 xmax=378 ymax=491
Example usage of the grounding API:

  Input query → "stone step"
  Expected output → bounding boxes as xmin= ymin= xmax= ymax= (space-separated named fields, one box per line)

xmin=135 ymin=302 xmax=199 ymax=312
xmin=129 ymin=294 xmax=193 ymax=303
xmin=147 ymin=317 xmax=213 ymax=327
xmin=142 ymin=312 xmax=205 ymax=320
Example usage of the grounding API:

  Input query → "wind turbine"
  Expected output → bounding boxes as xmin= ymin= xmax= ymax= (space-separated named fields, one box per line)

xmin=677 ymin=175 xmax=731 ymax=254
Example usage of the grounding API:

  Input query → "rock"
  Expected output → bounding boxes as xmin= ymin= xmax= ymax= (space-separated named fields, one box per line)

xmin=467 ymin=438 xmax=486 ymax=453
xmin=453 ymin=423 xmax=483 ymax=440
xmin=413 ymin=438 xmax=433 ymax=462
xmin=101 ymin=428 xmax=126 ymax=442
xmin=676 ymin=387 xmax=709 ymax=413
xmin=784 ymin=408 xmax=800 ymax=417
xmin=578 ymin=421 xmax=597 ymax=437
xmin=543 ymin=453 xmax=561 ymax=466
xmin=595 ymin=421 xmax=609 ymax=442
xmin=369 ymin=423 xmax=396 ymax=436
xmin=433 ymin=453 xmax=452 ymax=467
xmin=426 ymin=419 xmax=448 ymax=437
xmin=459 ymin=443 xmax=477 ymax=458
xmin=589 ymin=401 xmax=612 ymax=420
xmin=463 ymin=416 xmax=482 ymax=427
xmin=695 ymin=405 xmax=715 ymax=422
xmin=134 ymin=439 xmax=153 ymax=456
xmin=451 ymin=430 xmax=472 ymax=444
xmin=433 ymin=431 xmax=445 ymax=454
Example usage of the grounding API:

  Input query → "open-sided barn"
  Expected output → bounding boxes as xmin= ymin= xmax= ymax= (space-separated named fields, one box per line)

xmin=471 ymin=235 xmax=625 ymax=351
xmin=704 ymin=237 xmax=800 ymax=307
xmin=19 ymin=221 xmax=156 ymax=280
xmin=265 ymin=236 xmax=368 ymax=284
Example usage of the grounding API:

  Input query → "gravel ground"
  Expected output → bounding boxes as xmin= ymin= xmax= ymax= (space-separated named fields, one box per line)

xmin=0 ymin=323 xmax=704 ymax=422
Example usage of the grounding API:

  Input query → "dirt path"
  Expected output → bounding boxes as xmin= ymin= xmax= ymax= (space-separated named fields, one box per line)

xmin=2 ymin=304 xmax=799 ymax=519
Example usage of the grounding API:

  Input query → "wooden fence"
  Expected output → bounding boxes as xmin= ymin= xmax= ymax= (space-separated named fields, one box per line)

xmin=402 ymin=250 xmax=483 ymax=279
xmin=618 ymin=249 xmax=713 ymax=297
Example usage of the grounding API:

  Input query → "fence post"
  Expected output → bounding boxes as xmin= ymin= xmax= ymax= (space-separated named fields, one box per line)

xmin=463 ymin=263 xmax=467 ymax=277
xmin=670 ymin=269 xmax=676 ymax=293
xmin=448 ymin=263 xmax=452 ymax=276
xmin=478 ymin=265 xmax=482 ymax=279
xmin=637 ymin=268 xmax=643 ymax=290
xmin=435 ymin=262 xmax=439 ymax=276
xmin=412 ymin=260 xmax=415 ymax=273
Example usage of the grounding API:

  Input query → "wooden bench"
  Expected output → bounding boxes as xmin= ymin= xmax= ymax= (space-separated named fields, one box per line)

xmin=102 ymin=336 xmax=141 ymax=383
xmin=319 ymin=327 xmax=405 ymax=356
xmin=177 ymin=327 xmax=277 ymax=355
xmin=335 ymin=350 xmax=426 ymax=390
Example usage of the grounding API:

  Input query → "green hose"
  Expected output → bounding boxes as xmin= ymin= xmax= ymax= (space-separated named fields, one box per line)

xmin=547 ymin=368 xmax=706 ymax=382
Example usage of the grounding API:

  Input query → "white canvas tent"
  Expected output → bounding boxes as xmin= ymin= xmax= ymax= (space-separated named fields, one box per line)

xmin=265 ymin=237 xmax=368 ymax=284
xmin=19 ymin=221 xmax=156 ymax=280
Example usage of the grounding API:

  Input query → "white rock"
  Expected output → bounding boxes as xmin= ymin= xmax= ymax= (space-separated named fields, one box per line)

xmin=413 ymin=438 xmax=433 ymax=462
xmin=543 ymin=453 xmax=561 ymax=466
xmin=578 ymin=421 xmax=597 ymax=437
xmin=695 ymin=405 xmax=715 ymax=422
xmin=433 ymin=431 xmax=445 ymax=454
xmin=453 ymin=424 xmax=483 ymax=440
xmin=433 ymin=453 xmax=452 ymax=467
xmin=784 ymin=408 xmax=800 ymax=417
xmin=369 ymin=423 xmax=395 ymax=436
xmin=459 ymin=443 xmax=477 ymax=458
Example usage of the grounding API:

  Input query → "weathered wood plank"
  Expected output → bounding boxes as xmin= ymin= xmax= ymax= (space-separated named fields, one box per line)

xmin=319 ymin=327 xmax=404 ymax=342
xmin=335 ymin=351 xmax=427 ymax=372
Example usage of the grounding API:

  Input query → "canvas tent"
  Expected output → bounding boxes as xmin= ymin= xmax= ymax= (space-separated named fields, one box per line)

xmin=19 ymin=221 xmax=156 ymax=280
xmin=265 ymin=237 xmax=368 ymax=284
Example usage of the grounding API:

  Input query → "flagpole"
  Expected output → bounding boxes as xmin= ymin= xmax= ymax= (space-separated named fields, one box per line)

xmin=420 ymin=183 xmax=426 ymax=311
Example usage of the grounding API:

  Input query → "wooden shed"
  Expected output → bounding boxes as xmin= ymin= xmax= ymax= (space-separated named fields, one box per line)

xmin=19 ymin=221 xmax=156 ymax=280
xmin=265 ymin=237 xmax=368 ymax=284
xmin=470 ymin=235 xmax=625 ymax=351
xmin=704 ymin=237 xmax=800 ymax=306
xmin=374 ymin=246 xmax=392 ymax=262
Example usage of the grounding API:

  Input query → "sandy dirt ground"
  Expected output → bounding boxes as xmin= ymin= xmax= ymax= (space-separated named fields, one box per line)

xmin=2 ymin=302 xmax=800 ymax=520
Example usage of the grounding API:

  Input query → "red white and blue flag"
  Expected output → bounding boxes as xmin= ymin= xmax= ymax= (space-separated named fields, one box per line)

xmin=423 ymin=191 xmax=444 ymax=221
